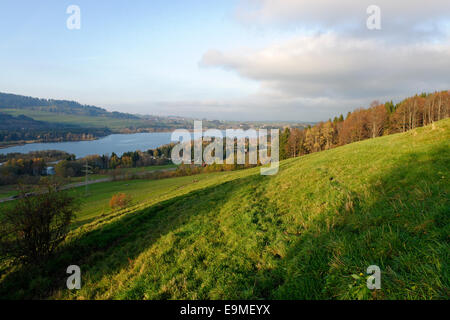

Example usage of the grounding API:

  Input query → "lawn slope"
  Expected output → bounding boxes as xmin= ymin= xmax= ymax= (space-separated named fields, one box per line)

xmin=1 ymin=119 xmax=449 ymax=300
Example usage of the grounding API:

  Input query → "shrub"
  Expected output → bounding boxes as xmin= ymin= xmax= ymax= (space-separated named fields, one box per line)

xmin=109 ymin=193 xmax=132 ymax=210
xmin=0 ymin=184 xmax=78 ymax=265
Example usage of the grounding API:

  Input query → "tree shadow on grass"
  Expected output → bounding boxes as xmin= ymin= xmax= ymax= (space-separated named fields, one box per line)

xmin=0 ymin=174 xmax=262 ymax=299
xmin=1 ymin=143 xmax=448 ymax=300
xmin=256 ymin=144 xmax=449 ymax=300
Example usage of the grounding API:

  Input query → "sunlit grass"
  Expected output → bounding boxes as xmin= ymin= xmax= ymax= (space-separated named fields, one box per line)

xmin=0 ymin=119 xmax=449 ymax=300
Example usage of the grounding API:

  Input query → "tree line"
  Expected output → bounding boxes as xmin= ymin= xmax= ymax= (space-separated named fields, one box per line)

xmin=0 ymin=92 xmax=138 ymax=119
xmin=0 ymin=150 xmax=71 ymax=163
xmin=0 ymin=143 xmax=175 ymax=184
xmin=279 ymin=91 xmax=450 ymax=159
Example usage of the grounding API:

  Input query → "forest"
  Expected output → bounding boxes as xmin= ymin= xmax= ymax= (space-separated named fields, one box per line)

xmin=278 ymin=91 xmax=450 ymax=159
xmin=0 ymin=92 xmax=138 ymax=119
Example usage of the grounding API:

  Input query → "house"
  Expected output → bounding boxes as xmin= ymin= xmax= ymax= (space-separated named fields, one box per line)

xmin=46 ymin=166 xmax=56 ymax=175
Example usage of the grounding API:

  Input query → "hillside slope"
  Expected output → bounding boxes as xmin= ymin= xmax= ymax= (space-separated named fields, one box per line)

xmin=0 ymin=92 xmax=190 ymax=132
xmin=1 ymin=119 xmax=449 ymax=300
xmin=0 ymin=92 xmax=138 ymax=119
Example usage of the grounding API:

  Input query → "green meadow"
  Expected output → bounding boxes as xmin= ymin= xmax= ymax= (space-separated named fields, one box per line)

xmin=0 ymin=119 xmax=449 ymax=300
xmin=0 ymin=108 xmax=150 ymax=130
xmin=0 ymin=186 xmax=18 ymax=199
xmin=0 ymin=164 xmax=177 ymax=200
xmin=68 ymin=164 xmax=177 ymax=183
xmin=69 ymin=168 xmax=255 ymax=228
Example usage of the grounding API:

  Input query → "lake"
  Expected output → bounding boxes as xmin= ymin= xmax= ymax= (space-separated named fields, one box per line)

xmin=0 ymin=132 xmax=174 ymax=158
xmin=0 ymin=130 xmax=267 ymax=159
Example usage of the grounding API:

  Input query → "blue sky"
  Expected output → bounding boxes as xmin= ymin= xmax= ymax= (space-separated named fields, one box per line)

xmin=1 ymin=1 xmax=449 ymax=121
xmin=0 ymin=1 xmax=262 ymax=112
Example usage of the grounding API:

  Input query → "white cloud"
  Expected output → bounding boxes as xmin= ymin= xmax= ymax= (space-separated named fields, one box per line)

xmin=195 ymin=1 xmax=450 ymax=120
xmin=202 ymin=33 xmax=450 ymax=96
xmin=236 ymin=0 xmax=450 ymax=40
xmin=199 ymin=32 xmax=450 ymax=119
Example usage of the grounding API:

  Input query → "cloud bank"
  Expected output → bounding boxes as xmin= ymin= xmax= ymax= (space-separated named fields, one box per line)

xmin=236 ymin=0 xmax=450 ymax=39
xmin=197 ymin=0 xmax=450 ymax=120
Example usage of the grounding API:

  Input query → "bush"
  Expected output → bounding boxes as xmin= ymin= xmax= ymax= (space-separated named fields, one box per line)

xmin=54 ymin=160 xmax=83 ymax=177
xmin=109 ymin=193 xmax=132 ymax=210
xmin=0 ymin=184 xmax=78 ymax=265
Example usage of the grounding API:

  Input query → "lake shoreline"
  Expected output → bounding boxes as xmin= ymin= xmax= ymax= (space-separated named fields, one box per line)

xmin=0 ymin=137 xmax=99 ymax=150
xmin=0 ymin=128 xmax=188 ymax=150
xmin=0 ymin=132 xmax=175 ymax=158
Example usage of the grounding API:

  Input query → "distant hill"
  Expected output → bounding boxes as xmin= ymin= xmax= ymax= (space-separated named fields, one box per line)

xmin=0 ymin=92 xmax=311 ymax=136
xmin=0 ymin=112 xmax=71 ymax=130
xmin=0 ymin=112 xmax=48 ymax=130
xmin=0 ymin=92 xmax=139 ymax=119
xmin=0 ymin=92 xmax=197 ymax=134
xmin=0 ymin=112 xmax=111 ymax=146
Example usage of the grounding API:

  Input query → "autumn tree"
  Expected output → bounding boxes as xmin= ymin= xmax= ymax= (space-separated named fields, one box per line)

xmin=339 ymin=108 xmax=369 ymax=144
xmin=110 ymin=193 xmax=132 ymax=210
xmin=287 ymin=128 xmax=305 ymax=157
xmin=278 ymin=91 xmax=449 ymax=164
xmin=322 ymin=121 xmax=335 ymax=149
xmin=367 ymin=103 xmax=388 ymax=138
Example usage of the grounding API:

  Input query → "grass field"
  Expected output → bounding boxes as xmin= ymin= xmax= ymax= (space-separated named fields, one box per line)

xmin=69 ymin=168 xmax=255 ymax=228
xmin=0 ymin=186 xmax=17 ymax=199
xmin=0 ymin=119 xmax=449 ymax=300
xmin=115 ymin=164 xmax=177 ymax=175
xmin=0 ymin=164 xmax=178 ymax=200
xmin=0 ymin=108 xmax=151 ymax=130
xmin=68 ymin=164 xmax=177 ymax=183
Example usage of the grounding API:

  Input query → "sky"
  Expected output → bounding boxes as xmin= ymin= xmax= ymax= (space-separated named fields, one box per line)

xmin=0 ymin=0 xmax=449 ymax=121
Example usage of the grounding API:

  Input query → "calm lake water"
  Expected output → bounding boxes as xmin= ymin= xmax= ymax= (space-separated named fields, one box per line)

xmin=0 ymin=132 xmax=174 ymax=158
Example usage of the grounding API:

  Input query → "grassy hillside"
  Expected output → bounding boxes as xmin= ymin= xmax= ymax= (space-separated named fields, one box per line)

xmin=0 ymin=92 xmax=192 ymax=132
xmin=69 ymin=168 xmax=252 ymax=228
xmin=0 ymin=108 xmax=151 ymax=131
xmin=0 ymin=92 xmax=138 ymax=119
xmin=0 ymin=119 xmax=448 ymax=300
